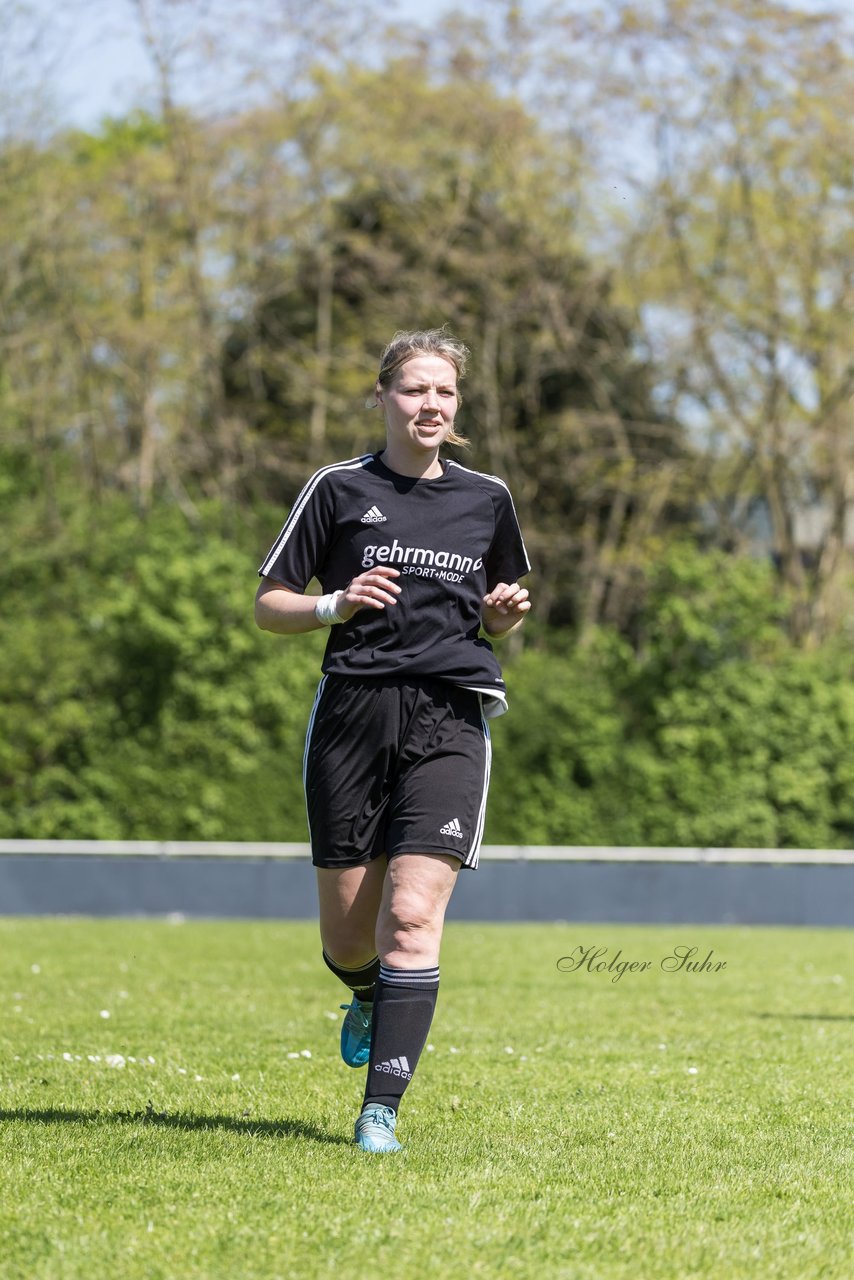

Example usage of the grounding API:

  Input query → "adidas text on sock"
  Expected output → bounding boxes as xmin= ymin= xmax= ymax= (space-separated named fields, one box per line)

xmin=363 ymin=964 xmax=440 ymax=1113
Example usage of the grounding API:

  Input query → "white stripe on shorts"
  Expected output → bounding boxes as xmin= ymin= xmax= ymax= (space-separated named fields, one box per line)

xmin=302 ymin=675 xmax=328 ymax=855
xmin=462 ymin=699 xmax=492 ymax=871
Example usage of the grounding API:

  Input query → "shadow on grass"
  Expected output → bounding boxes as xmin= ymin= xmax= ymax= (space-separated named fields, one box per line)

xmin=0 ymin=1105 xmax=350 ymax=1146
xmin=757 ymin=1012 xmax=854 ymax=1022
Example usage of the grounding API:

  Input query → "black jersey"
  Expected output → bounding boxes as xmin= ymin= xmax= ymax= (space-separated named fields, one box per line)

xmin=258 ymin=452 xmax=530 ymax=717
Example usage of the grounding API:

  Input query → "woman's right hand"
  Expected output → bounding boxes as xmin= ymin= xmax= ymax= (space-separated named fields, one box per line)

xmin=337 ymin=566 xmax=402 ymax=621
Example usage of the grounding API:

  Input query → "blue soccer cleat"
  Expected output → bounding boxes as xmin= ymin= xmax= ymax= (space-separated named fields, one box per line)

xmin=339 ymin=997 xmax=373 ymax=1068
xmin=354 ymin=1103 xmax=402 ymax=1153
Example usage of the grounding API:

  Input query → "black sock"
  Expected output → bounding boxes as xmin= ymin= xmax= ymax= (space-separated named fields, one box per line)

xmin=322 ymin=950 xmax=380 ymax=1003
xmin=363 ymin=963 xmax=440 ymax=1113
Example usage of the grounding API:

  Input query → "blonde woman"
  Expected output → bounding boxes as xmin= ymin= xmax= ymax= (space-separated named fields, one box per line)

xmin=256 ymin=329 xmax=530 ymax=1152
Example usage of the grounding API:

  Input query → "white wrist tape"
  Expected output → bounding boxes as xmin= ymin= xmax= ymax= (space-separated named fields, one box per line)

xmin=315 ymin=590 xmax=345 ymax=626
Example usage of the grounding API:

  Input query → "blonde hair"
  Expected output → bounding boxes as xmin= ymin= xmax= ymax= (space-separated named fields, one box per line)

xmin=375 ymin=328 xmax=470 ymax=449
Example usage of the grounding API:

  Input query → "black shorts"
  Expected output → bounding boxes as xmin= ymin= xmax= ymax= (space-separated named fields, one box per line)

xmin=303 ymin=674 xmax=491 ymax=871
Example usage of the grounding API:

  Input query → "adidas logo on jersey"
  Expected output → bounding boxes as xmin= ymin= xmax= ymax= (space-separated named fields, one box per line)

xmin=360 ymin=506 xmax=387 ymax=523
xmin=374 ymin=1055 xmax=412 ymax=1079
xmin=439 ymin=818 xmax=464 ymax=838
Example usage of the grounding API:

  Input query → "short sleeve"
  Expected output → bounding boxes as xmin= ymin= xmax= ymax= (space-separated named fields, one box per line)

xmin=258 ymin=470 xmax=336 ymax=591
xmin=483 ymin=485 xmax=531 ymax=589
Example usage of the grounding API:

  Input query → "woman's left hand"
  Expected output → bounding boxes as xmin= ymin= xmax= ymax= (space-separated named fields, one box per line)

xmin=481 ymin=582 xmax=531 ymax=636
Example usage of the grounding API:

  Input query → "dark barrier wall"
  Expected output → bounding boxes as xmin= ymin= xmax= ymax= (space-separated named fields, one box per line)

xmin=0 ymin=852 xmax=852 ymax=926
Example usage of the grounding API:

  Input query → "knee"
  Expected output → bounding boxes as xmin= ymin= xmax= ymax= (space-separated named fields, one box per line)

xmin=377 ymin=898 xmax=438 ymax=960
xmin=321 ymin=928 xmax=378 ymax=970
xmin=326 ymin=944 xmax=377 ymax=969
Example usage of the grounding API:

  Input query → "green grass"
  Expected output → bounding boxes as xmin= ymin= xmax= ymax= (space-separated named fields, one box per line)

xmin=1 ymin=919 xmax=852 ymax=1279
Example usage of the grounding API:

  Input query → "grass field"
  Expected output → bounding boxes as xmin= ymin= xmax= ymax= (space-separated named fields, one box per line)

xmin=1 ymin=918 xmax=852 ymax=1279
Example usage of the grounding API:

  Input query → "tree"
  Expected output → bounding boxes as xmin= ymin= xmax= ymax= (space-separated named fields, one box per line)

xmin=221 ymin=60 xmax=687 ymax=630
xmin=594 ymin=0 xmax=854 ymax=641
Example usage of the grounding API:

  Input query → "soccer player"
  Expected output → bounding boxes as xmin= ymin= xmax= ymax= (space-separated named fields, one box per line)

xmin=255 ymin=329 xmax=530 ymax=1152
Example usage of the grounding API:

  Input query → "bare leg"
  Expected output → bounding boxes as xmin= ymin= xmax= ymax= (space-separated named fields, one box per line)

xmin=375 ymin=853 xmax=460 ymax=968
xmin=356 ymin=852 xmax=460 ymax=1144
xmin=316 ymin=859 xmax=387 ymax=968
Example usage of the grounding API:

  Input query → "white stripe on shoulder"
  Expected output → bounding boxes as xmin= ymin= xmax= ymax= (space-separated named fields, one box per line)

xmin=259 ymin=454 xmax=373 ymax=577
xmin=447 ymin=461 xmax=530 ymax=573
xmin=446 ymin=460 xmax=512 ymax=493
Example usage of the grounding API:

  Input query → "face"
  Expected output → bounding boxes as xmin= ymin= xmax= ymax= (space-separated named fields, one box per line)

xmin=376 ymin=355 xmax=459 ymax=456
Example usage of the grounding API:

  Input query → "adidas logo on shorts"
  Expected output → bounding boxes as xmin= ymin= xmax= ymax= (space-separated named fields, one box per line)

xmin=439 ymin=818 xmax=464 ymax=838
xmin=374 ymin=1055 xmax=412 ymax=1079
xmin=360 ymin=506 xmax=387 ymax=523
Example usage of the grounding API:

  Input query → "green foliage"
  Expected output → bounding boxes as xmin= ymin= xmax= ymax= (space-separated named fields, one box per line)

xmin=220 ymin=61 xmax=684 ymax=629
xmin=1 ymin=502 xmax=851 ymax=847
xmin=0 ymin=497 xmax=323 ymax=840
xmin=1 ymin=4 xmax=851 ymax=845
xmin=489 ymin=546 xmax=854 ymax=848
